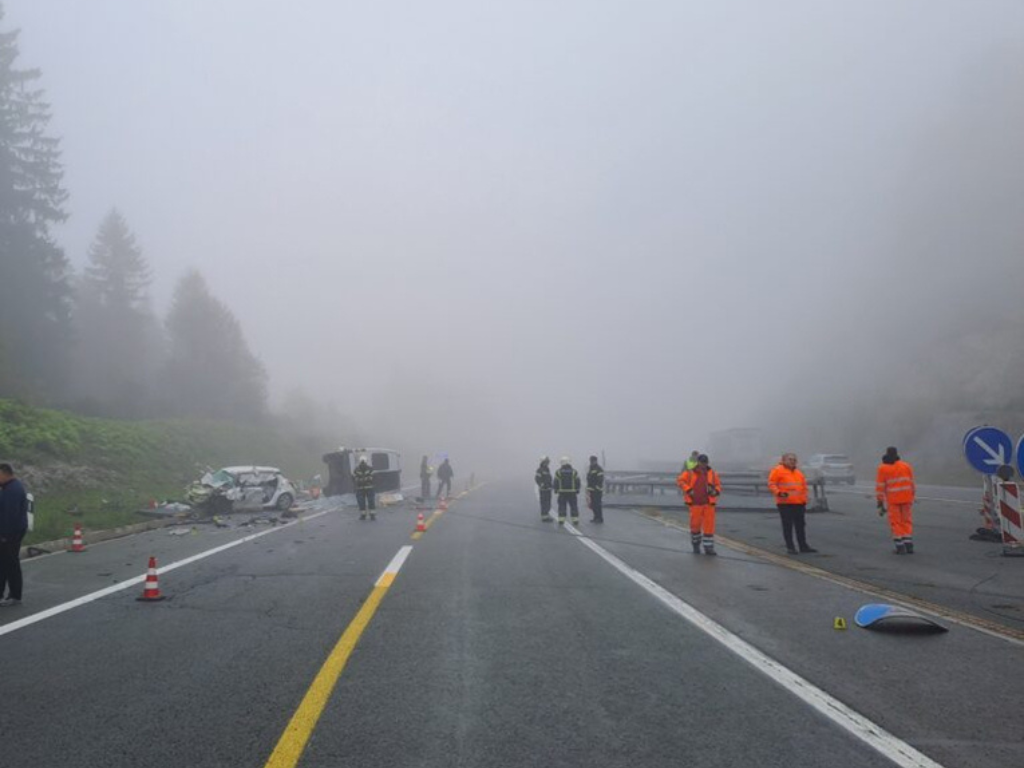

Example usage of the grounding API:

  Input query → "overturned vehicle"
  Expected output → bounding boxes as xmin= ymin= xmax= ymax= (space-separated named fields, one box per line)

xmin=322 ymin=447 xmax=403 ymax=504
xmin=186 ymin=466 xmax=297 ymax=514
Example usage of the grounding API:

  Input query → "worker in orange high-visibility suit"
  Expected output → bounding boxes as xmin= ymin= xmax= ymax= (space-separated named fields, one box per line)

xmin=876 ymin=446 xmax=916 ymax=554
xmin=767 ymin=453 xmax=817 ymax=555
xmin=677 ymin=454 xmax=722 ymax=555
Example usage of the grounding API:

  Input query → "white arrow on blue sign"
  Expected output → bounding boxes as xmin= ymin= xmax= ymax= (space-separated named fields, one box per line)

xmin=963 ymin=426 xmax=1013 ymax=474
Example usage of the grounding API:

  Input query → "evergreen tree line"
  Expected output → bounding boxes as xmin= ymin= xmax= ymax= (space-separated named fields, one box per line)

xmin=0 ymin=5 xmax=267 ymax=421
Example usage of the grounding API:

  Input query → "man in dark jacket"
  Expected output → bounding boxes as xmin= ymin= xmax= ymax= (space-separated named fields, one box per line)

xmin=0 ymin=463 xmax=29 ymax=607
xmin=535 ymin=457 xmax=553 ymax=522
xmin=553 ymin=457 xmax=581 ymax=526
xmin=436 ymin=458 xmax=454 ymax=499
xmin=586 ymin=455 xmax=605 ymax=523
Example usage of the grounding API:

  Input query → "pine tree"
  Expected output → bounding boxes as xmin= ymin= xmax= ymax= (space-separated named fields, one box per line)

xmin=161 ymin=270 xmax=267 ymax=421
xmin=0 ymin=4 xmax=71 ymax=399
xmin=83 ymin=209 xmax=151 ymax=312
xmin=72 ymin=209 xmax=160 ymax=416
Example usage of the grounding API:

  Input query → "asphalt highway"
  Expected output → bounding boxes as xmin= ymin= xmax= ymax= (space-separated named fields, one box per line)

xmin=0 ymin=481 xmax=1020 ymax=768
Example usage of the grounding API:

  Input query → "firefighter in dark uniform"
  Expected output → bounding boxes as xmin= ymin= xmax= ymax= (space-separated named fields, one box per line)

xmin=535 ymin=456 xmax=553 ymax=522
xmin=553 ymin=456 xmax=581 ymax=526
xmin=353 ymin=455 xmax=376 ymax=520
xmin=419 ymin=455 xmax=432 ymax=499
xmin=586 ymin=455 xmax=604 ymax=523
xmin=436 ymin=458 xmax=454 ymax=499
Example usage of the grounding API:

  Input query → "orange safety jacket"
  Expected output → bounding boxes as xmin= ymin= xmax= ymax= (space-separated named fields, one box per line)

xmin=876 ymin=460 xmax=915 ymax=505
xmin=767 ymin=465 xmax=808 ymax=505
xmin=676 ymin=468 xmax=722 ymax=506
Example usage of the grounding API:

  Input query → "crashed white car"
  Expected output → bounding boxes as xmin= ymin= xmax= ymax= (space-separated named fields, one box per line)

xmin=186 ymin=466 xmax=296 ymax=513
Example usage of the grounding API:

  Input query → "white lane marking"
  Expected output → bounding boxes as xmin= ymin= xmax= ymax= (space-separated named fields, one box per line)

xmin=376 ymin=545 xmax=413 ymax=585
xmin=0 ymin=510 xmax=333 ymax=638
xmin=563 ymin=525 xmax=947 ymax=768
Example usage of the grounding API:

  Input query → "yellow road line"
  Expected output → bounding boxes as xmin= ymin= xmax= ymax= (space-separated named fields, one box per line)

xmin=637 ymin=508 xmax=1024 ymax=646
xmin=263 ymin=546 xmax=412 ymax=768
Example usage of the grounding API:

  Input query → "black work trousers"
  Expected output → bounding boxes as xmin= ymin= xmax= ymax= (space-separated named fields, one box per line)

xmin=557 ymin=493 xmax=579 ymax=518
xmin=421 ymin=477 xmax=431 ymax=498
xmin=0 ymin=533 xmax=25 ymax=600
xmin=589 ymin=490 xmax=603 ymax=522
xmin=539 ymin=489 xmax=552 ymax=517
xmin=777 ymin=504 xmax=808 ymax=549
xmin=437 ymin=478 xmax=451 ymax=498
xmin=356 ymin=489 xmax=376 ymax=511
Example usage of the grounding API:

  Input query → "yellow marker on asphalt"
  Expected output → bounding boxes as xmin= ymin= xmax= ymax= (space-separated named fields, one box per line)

xmin=834 ymin=617 xmax=847 ymax=630
xmin=263 ymin=545 xmax=412 ymax=768
xmin=639 ymin=508 xmax=1024 ymax=646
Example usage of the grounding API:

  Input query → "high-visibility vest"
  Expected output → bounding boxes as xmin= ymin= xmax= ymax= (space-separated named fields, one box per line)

xmin=587 ymin=465 xmax=604 ymax=492
xmin=676 ymin=468 xmax=721 ymax=505
xmin=767 ymin=465 xmax=808 ymax=505
xmin=876 ymin=460 xmax=915 ymax=505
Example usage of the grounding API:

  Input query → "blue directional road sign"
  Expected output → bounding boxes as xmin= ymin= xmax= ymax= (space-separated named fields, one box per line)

xmin=1016 ymin=435 xmax=1024 ymax=479
xmin=963 ymin=426 xmax=1013 ymax=475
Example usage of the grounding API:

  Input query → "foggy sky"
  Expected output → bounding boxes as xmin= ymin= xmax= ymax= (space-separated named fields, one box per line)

xmin=7 ymin=1 xmax=1024 ymax=472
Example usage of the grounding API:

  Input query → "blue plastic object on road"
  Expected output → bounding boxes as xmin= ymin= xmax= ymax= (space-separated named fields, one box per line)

xmin=963 ymin=426 xmax=1013 ymax=475
xmin=854 ymin=604 xmax=947 ymax=631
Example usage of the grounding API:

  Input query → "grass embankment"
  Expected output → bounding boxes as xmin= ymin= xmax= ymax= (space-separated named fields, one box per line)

xmin=0 ymin=399 xmax=326 ymax=545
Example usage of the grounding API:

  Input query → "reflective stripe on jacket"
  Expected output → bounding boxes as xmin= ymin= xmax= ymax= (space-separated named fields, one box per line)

xmin=767 ymin=465 xmax=808 ymax=505
xmin=677 ymin=468 xmax=721 ymax=506
xmin=354 ymin=465 xmax=375 ymax=491
xmin=876 ymin=460 xmax=915 ymax=505
xmin=586 ymin=465 xmax=604 ymax=492
xmin=553 ymin=467 xmax=580 ymax=494
xmin=535 ymin=466 xmax=552 ymax=491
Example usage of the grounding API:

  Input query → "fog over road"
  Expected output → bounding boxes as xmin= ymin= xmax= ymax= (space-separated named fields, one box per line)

xmin=1 ymin=481 xmax=1020 ymax=768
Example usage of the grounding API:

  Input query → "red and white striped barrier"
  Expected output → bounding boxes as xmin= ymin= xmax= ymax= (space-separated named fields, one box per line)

xmin=994 ymin=482 xmax=1024 ymax=556
xmin=980 ymin=475 xmax=999 ymax=531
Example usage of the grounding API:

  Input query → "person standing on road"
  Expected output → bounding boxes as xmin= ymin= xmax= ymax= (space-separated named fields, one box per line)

xmin=353 ymin=456 xmax=376 ymax=520
xmin=436 ymin=458 xmax=454 ymax=499
xmin=677 ymin=454 xmax=721 ymax=555
xmin=0 ymin=463 xmax=29 ymax=607
xmin=535 ymin=456 xmax=553 ymax=522
xmin=553 ymin=456 xmax=581 ymax=526
xmin=876 ymin=446 xmax=916 ymax=554
xmin=586 ymin=455 xmax=605 ymax=523
xmin=420 ymin=455 xmax=432 ymax=500
xmin=767 ymin=453 xmax=817 ymax=555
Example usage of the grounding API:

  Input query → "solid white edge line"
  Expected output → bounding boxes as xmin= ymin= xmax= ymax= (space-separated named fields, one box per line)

xmin=376 ymin=545 xmax=413 ymax=585
xmin=0 ymin=509 xmax=333 ymax=639
xmin=563 ymin=525 xmax=947 ymax=768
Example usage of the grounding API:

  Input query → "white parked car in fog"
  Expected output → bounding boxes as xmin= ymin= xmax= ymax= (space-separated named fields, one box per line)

xmin=804 ymin=454 xmax=856 ymax=485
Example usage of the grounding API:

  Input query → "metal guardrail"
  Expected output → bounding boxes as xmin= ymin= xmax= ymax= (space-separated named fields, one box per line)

xmin=603 ymin=470 xmax=829 ymax=511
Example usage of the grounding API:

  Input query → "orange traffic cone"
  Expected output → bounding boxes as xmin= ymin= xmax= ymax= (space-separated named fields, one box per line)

xmin=415 ymin=513 xmax=427 ymax=532
xmin=68 ymin=523 xmax=86 ymax=553
xmin=136 ymin=556 xmax=166 ymax=602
